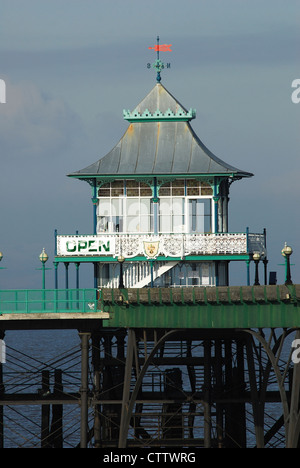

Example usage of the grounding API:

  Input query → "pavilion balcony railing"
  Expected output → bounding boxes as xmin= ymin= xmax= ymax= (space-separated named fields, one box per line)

xmin=56 ymin=231 xmax=266 ymax=259
xmin=0 ymin=289 xmax=98 ymax=314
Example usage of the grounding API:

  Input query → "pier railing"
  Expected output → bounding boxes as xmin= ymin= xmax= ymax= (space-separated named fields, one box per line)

xmin=0 ymin=289 xmax=98 ymax=314
xmin=0 ymin=285 xmax=299 ymax=328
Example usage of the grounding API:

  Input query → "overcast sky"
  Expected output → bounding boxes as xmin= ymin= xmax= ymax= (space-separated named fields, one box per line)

xmin=0 ymin=0 xmax=299 ymax=289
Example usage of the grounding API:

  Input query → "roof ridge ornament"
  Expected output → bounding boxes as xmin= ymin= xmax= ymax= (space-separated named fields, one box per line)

xmin=123 ymin=107 xmax=196 ymax=122
xmin=148 ymin=36 xmax=171 ymax=82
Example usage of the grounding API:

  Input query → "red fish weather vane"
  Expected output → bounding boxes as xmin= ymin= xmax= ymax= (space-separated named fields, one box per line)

xmin=148 ymin=36 xmax=172 ymax=82
xmin=148 ymin=44 xmax=172 ymax=52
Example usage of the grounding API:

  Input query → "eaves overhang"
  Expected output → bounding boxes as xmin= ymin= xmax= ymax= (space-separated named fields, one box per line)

xmin=68 ymin=83 xmax=253 ymax=182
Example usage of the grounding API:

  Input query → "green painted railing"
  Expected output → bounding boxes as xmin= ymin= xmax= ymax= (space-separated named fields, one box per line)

xmin=0 ymin=289 xmax=98 ymax=314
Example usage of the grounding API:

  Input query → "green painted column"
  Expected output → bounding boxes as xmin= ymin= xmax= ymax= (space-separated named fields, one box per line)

xmin=152 ymin=177 xmax=159 ymax=234
xmin=213 ymin=178 xmax=220 ymax=233
xmin=92 ymin=180 xmax=97 ymax=235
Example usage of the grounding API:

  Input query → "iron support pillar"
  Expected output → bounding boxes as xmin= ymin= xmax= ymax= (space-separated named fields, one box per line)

xmin=0 ymin=331 xmax=5 ymax=449
xmin=118 ymin=329 xmax=178 ymax=448
xmin=203 ymin=340 xmax=212 ymax=447
xmin=79 ymin=332 xmax=90 ymax=448
xmin=215 ymin=339 xmax=224 ymax=447
xmin=0 ymin=362 xmax=3 ymax=448
xmin=245 ymin=335 xmax=265 ymax=447
xmin=287 ymin=330 xmax=300 ymax=447
xmin=41 ymin=370 xmax=50 ymax=448
xmin=119 ymin=329 xmax=135 ymax=448
xmin=91 ymin=334 xmax=101 ymax=448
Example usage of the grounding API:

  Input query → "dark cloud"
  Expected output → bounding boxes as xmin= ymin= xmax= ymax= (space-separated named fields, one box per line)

xmin=0 ymin=2 xmax=299 ymax=288
xmin=0 ymin=81 xmax=84 ymax=157
xmin=0 ymin=80 xmax=91 ymax=288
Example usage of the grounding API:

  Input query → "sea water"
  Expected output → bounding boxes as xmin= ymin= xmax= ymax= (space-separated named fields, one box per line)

xmin=2 ymin=329 xmax=81 ymax=448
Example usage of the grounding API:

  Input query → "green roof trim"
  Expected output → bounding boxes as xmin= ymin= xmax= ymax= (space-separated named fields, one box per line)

xmin=123 ymin=107 xmax=196 ymax=122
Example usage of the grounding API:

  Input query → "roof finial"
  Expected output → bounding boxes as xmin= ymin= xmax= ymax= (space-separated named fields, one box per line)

xmin=148 ymin=36 xmax=172 ymax=83
xmin=155 ymin=36 xmax=162 ymax=82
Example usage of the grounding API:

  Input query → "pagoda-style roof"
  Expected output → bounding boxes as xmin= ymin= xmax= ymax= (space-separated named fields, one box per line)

xmin=68 ymin=83 xmax=253 ymax=180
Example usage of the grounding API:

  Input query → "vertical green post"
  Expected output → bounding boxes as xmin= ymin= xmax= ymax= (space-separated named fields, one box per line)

xmin=92 ymin=180 xmax=97 ymax=235
xmin=152 ymin=177 xmax=159 ymax=234
xmin=150 ymin=260 xmax=154 ymax=287
xmin=39 ymin=248 xmax=49 ymax=310
xmin=213 ymin=178 xmax=219 ymax=234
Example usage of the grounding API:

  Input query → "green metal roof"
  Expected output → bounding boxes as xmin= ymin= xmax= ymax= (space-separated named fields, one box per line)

xmin=68 ymin=83 xmax=253 ymax=181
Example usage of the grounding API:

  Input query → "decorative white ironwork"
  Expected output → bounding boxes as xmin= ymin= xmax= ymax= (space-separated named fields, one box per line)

xmin=56 ymin=232 xmax=265 ymax=258
xmin=117 ymin=233 xmax=249 ymax=258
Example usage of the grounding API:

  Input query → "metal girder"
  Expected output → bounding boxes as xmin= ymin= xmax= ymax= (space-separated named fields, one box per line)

xmin=95 ymin=326 xmax=300 ymax=448
xmin=118 ymin=329 xmax=179 ymax=448
xmin=244 ymin=328 xmax=300 ymax=448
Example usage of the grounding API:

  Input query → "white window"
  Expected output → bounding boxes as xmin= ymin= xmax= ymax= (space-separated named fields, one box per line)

xmin=188 ymin=199 xmax=212 ymax=233
xmin=159 ymin=198 xmax=185 ymax=233
xmin=97 ymin=179 xmax=213 ymax=234
xmin=158 ymin=180 xmax=213 ymax=234
xmin=126 ymin=198 xmax=153 ymax=233
xmin=97 ymin=181 xmax=153 ymax=233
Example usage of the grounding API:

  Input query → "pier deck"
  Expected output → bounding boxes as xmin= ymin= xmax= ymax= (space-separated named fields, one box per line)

xmin=100 ymin=284 xmax=300 ymax=329
xmin=0 ymin=284 xmax=298 ymax=330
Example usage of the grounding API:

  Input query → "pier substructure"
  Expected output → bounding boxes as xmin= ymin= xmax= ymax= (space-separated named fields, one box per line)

xmin=90 ymin=327 xmax=300 ymax=448
xmin=92 ymin=284 xmax=300 ymax=448
xmin=0 ymin=285 xmax=300 ymax=448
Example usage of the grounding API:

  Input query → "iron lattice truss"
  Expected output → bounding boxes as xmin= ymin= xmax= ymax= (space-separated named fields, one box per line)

xmin=95 ymin=328 xmax=300 ymax=448
xmin=1 ymin=327 xmax=300 ymax=448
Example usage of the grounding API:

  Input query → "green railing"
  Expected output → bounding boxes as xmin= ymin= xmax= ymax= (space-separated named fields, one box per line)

xmin=0 ymin=289 xmax=98 ymax=314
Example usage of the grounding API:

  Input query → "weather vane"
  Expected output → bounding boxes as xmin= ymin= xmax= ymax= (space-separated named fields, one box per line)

xmin=147 ymin=36 xmax=172 ymax=82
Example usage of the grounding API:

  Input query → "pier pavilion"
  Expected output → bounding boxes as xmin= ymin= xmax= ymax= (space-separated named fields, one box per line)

xmin=54 ymin=80 xmax=267 ymax=290
xmin=0 ymin=46 xmax=299 ymax=449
